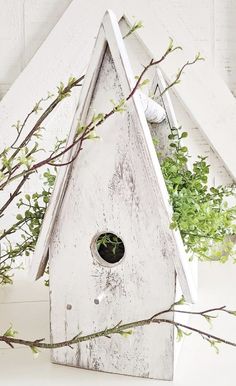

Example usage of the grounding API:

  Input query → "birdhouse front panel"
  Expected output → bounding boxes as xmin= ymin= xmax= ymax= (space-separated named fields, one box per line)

xmin=26 ymin=10 xmax=196 ymax=381
xmin=48 ymin=34 xmax=179 ymax=379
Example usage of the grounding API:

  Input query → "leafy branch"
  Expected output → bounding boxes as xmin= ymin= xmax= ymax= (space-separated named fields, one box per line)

xmin=157 ymin=52 xmax=205 ymax=98
xmin=0 ymin=38 xmax=180 ymax=217
xmin=0 ymin=170 xmax=55 ymax=284
xmin=1 ymin=302 xmax=236 ymax=354
xmin=0 ymin=38 xmax=184 ymax=285
xmin=160 ymin=126 xmax=236 ymax=262
xmin=123 ymin=20 xmax=143 ymax=39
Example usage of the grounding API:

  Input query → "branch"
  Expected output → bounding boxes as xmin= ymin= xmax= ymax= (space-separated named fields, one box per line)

xmin=0 ymin=40 xmax=180 ymax=213
xmin=0 ymin=175 xmax=29 ymax=216
xmin=1 ymin=305 xmax=236 ymax=351
xmin=0 ymin=75 xmax=84 ymax=175
xmin=157 ymin=52 xmax=204 ymax=98
xmin=155 ymin=319 xmax=236 ymax=348
xmin=0 ymin=217 xmax=29 ymax=241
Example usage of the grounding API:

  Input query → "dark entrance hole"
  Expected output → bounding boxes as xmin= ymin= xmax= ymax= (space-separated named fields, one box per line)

xmin=95 ymin=232 xmax=125 ymax=265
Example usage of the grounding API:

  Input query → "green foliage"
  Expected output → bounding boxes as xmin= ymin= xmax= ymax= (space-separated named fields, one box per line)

xmin=30 ymin=345 xmax=40 ymax=357
xmin=96 ymin=233 xmax=122 ymax=255
xmin=76 ymin=123 xmax=85 ymax=136
xmin=225 ymin=310 xmax=236 ymax=316
xmin=135 ymin=76 xmax=150 ymax=89
xmin=57 ymin=76 xmax=77 ymax=101
xmin=0 ymin=77 xmax=82 ymax=286
xmin=110 ymin=98 xmax=127 ymax=113
xmin=117 ymin=329 xmax=133 ymax=337
xmin=203 ymin=314 xmax=217 ymax=327
xmin=92 ymin=113 xmax=105 ymax=124
xmin=3 ymin=324 xmax=18 ymax=338
xmin=176 ymin=326 xmax=191 ymax=342
xmin=17 ymin=145 xmax=37 ymax=168
xmin=123 ymin=20 xmax=143 ymax=39
xmin=173 ymin=295 xmax=186 ymax=306
xmin=86 ymin=130 xmax=100 ymax=140
xmin=0 ymin=169 xmax=55 ymax=285
xmin=202 ymin=336 xmax=221 ymax=354
xmin=0 ymin=45 xmax=235 ymax=290
xmin=160 ymin=126 xmax=236 ymax=262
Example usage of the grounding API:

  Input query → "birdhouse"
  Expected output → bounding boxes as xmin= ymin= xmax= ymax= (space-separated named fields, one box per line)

xmin=31 ymin=10 xmax=197 ymax=381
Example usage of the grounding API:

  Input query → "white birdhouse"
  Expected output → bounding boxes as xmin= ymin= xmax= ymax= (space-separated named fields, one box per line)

xmin=31 ymin=10 xmax=197 ymax=381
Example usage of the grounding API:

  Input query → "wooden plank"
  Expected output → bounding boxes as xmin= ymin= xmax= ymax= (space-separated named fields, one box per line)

xmin=0 ymin=0 xmax=24 ymax=85
xmin=170 ymin=0 xmax=214 ymax=65
xmin=214 ymin=0 xmax=236 ymax=97
xmin=23 ymin=0 xmax=72 ymax=66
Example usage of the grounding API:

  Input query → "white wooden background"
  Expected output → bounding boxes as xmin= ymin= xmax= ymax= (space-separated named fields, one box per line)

xmin=1 ymin=0 xmax=236 ymax=99
xmin=1 ymin=1 xmax=236 ymax=385
xmin=0 ymin=0 xmax=72 ymax=99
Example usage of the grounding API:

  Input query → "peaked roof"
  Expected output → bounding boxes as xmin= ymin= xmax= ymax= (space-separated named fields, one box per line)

xmin=0 ymin=1 xmax=235 ymax=195
xmin=30 ymin=10 xmax=197 ymax=303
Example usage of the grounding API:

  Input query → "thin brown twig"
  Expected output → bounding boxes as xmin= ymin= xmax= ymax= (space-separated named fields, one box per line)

xmin=0 ymin=175 xmax=29 ymax=216
xmin=0 ymin=43 xmax=180 ymax=213
xmin=157 ymin=54 xmax=204 ymax=99
xmin=0 ymin=75 xmax=85 ymax=175
xmin=1 ymin=305 xmax=235 ymax=350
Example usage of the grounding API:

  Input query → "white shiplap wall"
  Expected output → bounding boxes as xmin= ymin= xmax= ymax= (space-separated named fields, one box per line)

xmin=0 ymin=0 xmax=72 ymax=99
xmin=1 ymin=1 xmax=236 ymax=98
xmin=171 ymin=0 xmax=236 ymax=96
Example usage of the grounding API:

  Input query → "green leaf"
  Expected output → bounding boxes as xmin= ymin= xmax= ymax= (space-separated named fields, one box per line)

xmin=206 ymin=339 xmax=221 ymax=354
xmin=203 ymin=314 xmax=216 ymax=327
xmin=176 ymin=327 xmax=183 ymax=342
xmin=30 ymin=346 xmax=40 ymax=358
xmin=3 ymin=324 xmax=18 ymax=337
xmin=174 ymin=295 xmax=186 ymax=306
xmin=139 ymin=79 xmax=150 ymax=88
xmin=118 ymin=329 xmax=133 ymax=337
xmin=123 ymin=20 xmax=143 ymax=39
xmin=25 ymin=194 xmax=31 ymax=201
xmin=168 ymin=37 xmax=174 ymax=51
xmin=43 ymin=196 xmax=49 ymax=204
xmin=226 ymin=310 xmax=236 ymax=316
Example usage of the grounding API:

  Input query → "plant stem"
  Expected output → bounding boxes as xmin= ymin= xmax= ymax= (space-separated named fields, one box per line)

xmin=1 ymin=306 xmax=236 ymax=350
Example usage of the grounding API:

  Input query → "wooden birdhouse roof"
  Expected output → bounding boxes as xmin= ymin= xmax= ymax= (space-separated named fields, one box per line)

xmin=30 ymin=10 xmax=197 ymax=303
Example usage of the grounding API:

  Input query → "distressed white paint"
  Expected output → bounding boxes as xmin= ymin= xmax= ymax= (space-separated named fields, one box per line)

xmin=30 ymin=11 xmax=199 ymax=380
xmin=12 ymin=1 xmax=231 ymax=376
xmin=0 ymin=0 xmax=235 ymax=220
xmin=49 ymin=16 xmax=176 ymax=380
xmin=149 ymin=69 xmax=198 ymax=367
xmin=30 ymin=12 xmax=196 ymax=302
xmin=139 ymin=93 xmax=166 ymax=123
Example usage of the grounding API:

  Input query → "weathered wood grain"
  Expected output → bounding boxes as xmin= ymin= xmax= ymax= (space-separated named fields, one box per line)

xmin=49 ymin=14 xmax=177 ymax=379
xmin=31 ymin=11 xmax=196 ymax=299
